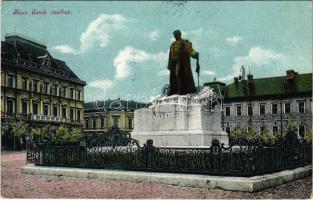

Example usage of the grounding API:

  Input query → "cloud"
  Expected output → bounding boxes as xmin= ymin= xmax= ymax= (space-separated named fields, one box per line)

xmin=52 ymin=14 xmax=128 ymax=54
xmin=88 ymin=80 xmax=113 ymax=90
xmin=225 ymin=36 xmax=243 ymax=46
xmin=217 ymin=46 xmax=288 ymax=81
xmin=202 ymin=70 xmax=215 ymax=76
xmin=79 ymin=14 xmax=127 ymax=53
xmin=148 ymin=31 xmax=160 ymax=41
xmin=114 ymin=47 xmax=150 ymax=79
xmin=114 ymin=46 xmax=167 ymax=79
xmin=233 ymin=47 xmax=284 ymax=71
xmin=51 ymin=45 xmax=76 ymax=54
xmin=86 ymin=47 xmax=167 ymax=93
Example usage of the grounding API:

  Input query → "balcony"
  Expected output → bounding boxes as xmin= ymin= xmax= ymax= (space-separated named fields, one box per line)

xmin=1 ymin=112 xmax=31 ymax=119
xmin=31 ymin=114 xmax=65 ymax=123
xmin=1 ymin=112 xmax=81 ymax=124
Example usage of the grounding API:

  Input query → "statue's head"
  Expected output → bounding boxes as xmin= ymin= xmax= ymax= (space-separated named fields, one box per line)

xmin=173 ymin=30 xmax=182 ymax=41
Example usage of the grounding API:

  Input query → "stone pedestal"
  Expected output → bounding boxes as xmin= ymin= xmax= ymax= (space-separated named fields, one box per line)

xmin=131 ymin=87 xmax=229 ymax=147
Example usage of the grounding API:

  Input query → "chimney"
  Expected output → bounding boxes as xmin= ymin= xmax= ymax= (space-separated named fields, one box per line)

xmin=286 ymin=70 xmax=297 ymax=80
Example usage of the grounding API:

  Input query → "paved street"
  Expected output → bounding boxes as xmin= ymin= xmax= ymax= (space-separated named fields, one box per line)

xmin=1 ymin=151 xmax=312 ymax=199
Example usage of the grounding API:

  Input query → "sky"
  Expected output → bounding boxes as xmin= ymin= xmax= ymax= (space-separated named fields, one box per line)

xmin=1 ymin=1 xmax=312 ymax=103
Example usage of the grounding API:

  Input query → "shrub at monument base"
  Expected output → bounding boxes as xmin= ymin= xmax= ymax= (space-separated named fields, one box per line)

xmin=29 ymin=126 xmax=83 ymax=146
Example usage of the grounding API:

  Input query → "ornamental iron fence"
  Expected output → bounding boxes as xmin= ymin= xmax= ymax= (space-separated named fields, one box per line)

xmin=26 ymin=128 xmax=312 ymax=177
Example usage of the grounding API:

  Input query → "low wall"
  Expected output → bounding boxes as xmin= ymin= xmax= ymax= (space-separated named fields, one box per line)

xmin=22 ymin=165 xmax=311 ymax=192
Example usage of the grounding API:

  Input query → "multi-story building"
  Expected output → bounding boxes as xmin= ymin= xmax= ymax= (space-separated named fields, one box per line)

xmin=1 ymin=34 xmax=86 ymax=136
xmin=205 ymin=70 xmax=312 ymax=138
xmin=84 ymin=99 xmax=148 ymax=133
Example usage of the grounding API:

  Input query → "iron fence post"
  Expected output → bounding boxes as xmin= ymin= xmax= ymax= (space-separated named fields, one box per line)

xmin=302 ymin=141 xmax=305 ymax=166
xmin=39 ymin=143 xmax=45 ymax=165
xmin=143 ymin=139 xmax=154 ymax=170
xmin=79 ymin=141 xmax=87 ymax=166
xmin=210 ymin=138 xmax=221 ymax=174
xmin=25 ymin=136 xmax=28 ymax=165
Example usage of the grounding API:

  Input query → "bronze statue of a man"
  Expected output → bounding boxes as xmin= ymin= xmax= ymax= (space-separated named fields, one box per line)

xmin=167 ymin=30 xmax=199 ymax=95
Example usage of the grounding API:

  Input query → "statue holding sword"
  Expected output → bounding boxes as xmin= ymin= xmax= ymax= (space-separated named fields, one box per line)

xmin=167 ymin=30 xmax=200 ymax=95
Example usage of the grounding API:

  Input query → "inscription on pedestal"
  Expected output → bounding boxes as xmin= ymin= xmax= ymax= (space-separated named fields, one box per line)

xmin=152 ymin=113 xmax=180 ymax=120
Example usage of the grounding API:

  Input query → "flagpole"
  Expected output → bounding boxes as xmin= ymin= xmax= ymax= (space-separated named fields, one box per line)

xmin=196 ymin=58 xmax=200 ymax=93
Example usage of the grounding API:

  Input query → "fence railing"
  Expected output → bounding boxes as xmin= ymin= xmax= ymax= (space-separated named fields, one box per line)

xmin=26 ymin=133 xmax=312 ymax=177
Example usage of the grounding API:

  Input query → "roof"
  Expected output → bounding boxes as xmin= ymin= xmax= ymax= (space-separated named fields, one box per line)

xmin=85 ymin=99 xmax=150 ymax=112
xmin=1 ymin=35 xmax=86 ymax=86
xmin=225 ymin=73 xmax=312 ymax=100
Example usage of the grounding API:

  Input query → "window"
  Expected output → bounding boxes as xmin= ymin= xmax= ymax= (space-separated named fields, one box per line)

xmin=22 ymin=101 xmax=28 ymax=114
xmin=113 ymin=117 xmax=119 ymax=128
xmin=70 ymin=108 xmax=74 ymax=121
xmin=284 ymin=102 xmax=291 ymax=114
xmin=58 ymin=87 xmax=62 ymax=96
xmin=53 ymin=105 xmax=58 ymax=117
xmin=22 ymin=77 xmax=28 ymax=90
xmin=259 ymin=104 xmax=265 ymax=115
xmin=32 ymin=80 xmax=38 ymax=92
xmin=272 ymin=125 xmax=278 ymax=133
xmin=93 ymin=118 xmax=97 ymax=129
xmin=259 ymin=126 xmax=266 ymax=134
xmin=77 ymin=109 xmax=81 ymax=122
xmin=272 ymin=103 xmax=278 ymax=114
xmin=225 ymin=126 xmax=230 ymax=134
xmin=85 ymin=119 xmax=89 ymax=129
xmin=44 ymin=82 xmax=49 ymax=94
xmin=50 ymin=86 xmax=54 ymax=95
xmin=128 ymin=118 xmax=133 ymax=129
xmin=32 ymin=102 xmax=39 ymax=115
xmin=43 ymin=104 xmax=49 ymax=116
xmin=62 ymin=86 xmax=66 ymax=97
xmin=77 ymin=90 xmax=81 ymax=100
xmin=50 ymin=85 xmax=53 ymax=95
xmin=298 ymin=102 xmax=305 ymax=114
xmin=53 ymin=84 xmax=58 ymax=96
xmin=299 ymin=125 xmax=306 ymax=138
xmin=62 ymin=107 xmax=66 ymax=118
xmin=225 ymin=106 xmax=230 ymax=116
xmin=70 ymin=88 xmax=74 ymax=99
xmin=236 ymin=105 xmax=242 ymax=116
xmin=7 ymin=98 xmax=15 ymax=114
xmin=100 ymin=118 xmax=105 ymax=128
xmin=29 ymin=81 xmax=32 ymax=91
xmin=7 ymin=74 xmax=15 ymax=87
xmin=247 ymin=104 xmax=253 ymax=116
xmin=40 ymin=84 xmax=43 ymax=93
